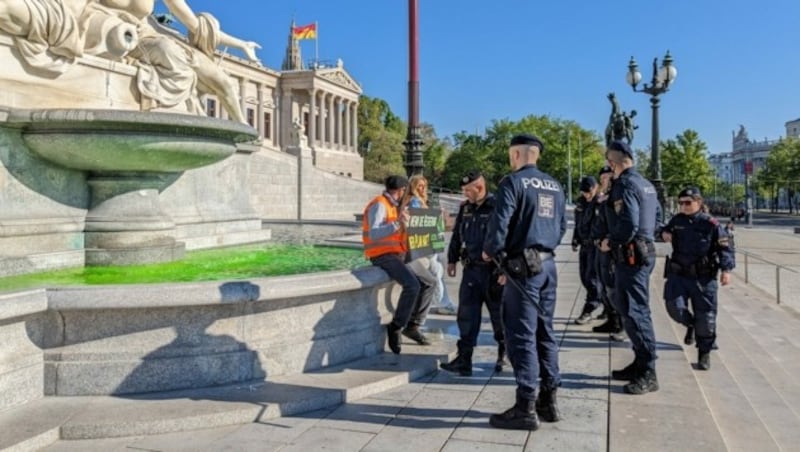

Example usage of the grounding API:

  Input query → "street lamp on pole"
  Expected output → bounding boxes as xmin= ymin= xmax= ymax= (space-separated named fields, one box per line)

xmin=626 ymin=51 xmax=677 ymax=212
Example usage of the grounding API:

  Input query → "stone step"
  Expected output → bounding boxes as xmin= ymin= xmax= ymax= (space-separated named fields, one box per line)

xmin=722 ymin=283 xmax=800 ymax=371
xmin=0 ymin=340 xmax=454 ymax=450
xmin=609 ymin=269 xmax=728 ymax=451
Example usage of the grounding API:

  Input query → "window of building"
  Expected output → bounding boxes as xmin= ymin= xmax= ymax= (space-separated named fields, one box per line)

xmin=246 ymin=108 xmax=255 ymax=127
xmin=263 ymin=112 xmax=272 ymax=140
xmin=206 ymin=98 xmax=217 ymax=118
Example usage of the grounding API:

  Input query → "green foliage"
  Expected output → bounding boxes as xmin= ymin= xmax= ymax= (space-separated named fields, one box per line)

xmin=0 ymin=245 xmax=368 ymax=292
xmin=358 ymin=95 xmax=406 ymax=182
xmin=441 ymin=116 xmax=605 ymax=198
xmin=660 ymin=129 xmax=714 ymax=196
xmin=755 ymin=137 xmax=800 ymax=211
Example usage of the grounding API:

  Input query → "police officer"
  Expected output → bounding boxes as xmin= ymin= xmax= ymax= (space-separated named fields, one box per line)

xmin=572 ymin=176 xmax=602 ymax=324
xmin=440 ymin=170 xmax=506 ymax=376
xmin=591 ymin=166 xmax=625 ymax=338
xmin=661 ymin=187 xmax=735 ymax=370
xmin=482 ymin=134 xmax=567 ymax=430
xmin=599 ymin=140 xmax=660 ymax=395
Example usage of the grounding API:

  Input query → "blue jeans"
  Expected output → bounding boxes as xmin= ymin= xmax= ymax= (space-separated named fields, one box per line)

xmin=371 ymin=254 xmax=422 ymax=328
xmin=503 ymin=257 xmax=559 ymax=401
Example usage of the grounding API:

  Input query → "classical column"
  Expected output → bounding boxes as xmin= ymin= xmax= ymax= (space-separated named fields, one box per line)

xmin=336 ymin=96 xmax=343 ymax=150
xmin=351 ymin=102 xmax=359 ymax=153
xmin=344 ymin=99 xmax=351 ymax=151
xmin=273 ymin=90 xmax=280 ymax=147
xmin=309 ymin=89 xmax=316 ymax=147
xmin=319 ymin=91 xmax=328 ymax=148
xmin=327 ymin=92 xmax=335 ymax=148
xmin=256 ymin=82 xmax=265 ymax=139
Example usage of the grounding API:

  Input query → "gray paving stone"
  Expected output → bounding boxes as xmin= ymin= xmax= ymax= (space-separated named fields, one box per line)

xmin=279 ymin=426 xmax=375 ymax=452
xmin=443 ymin=438 xmax=524 ymax=451
xmin=317 ymin=397 xmax=404 ymax=434
xmin=525 ymin=427 xmax=604 ymax=452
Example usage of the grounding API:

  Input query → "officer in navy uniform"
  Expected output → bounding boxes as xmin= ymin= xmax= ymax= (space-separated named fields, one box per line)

xmin=661 ymin=187 xmax=735 ymax=370
xmin=482 ymin=134 xmax=567 ymax=430
xmin=440 ymin=170 xmax=506 ymax=376
xmin=591 ymin=166 xmax=626 ymax=338
xmin=572 ymin=176 xmax=602 ymax=324
xmin=599 ymin=140 xmax=660 ymax=395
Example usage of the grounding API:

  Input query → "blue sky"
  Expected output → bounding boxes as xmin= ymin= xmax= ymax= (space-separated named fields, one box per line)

xmin=178 ymin=0 xmax=800 ymax=154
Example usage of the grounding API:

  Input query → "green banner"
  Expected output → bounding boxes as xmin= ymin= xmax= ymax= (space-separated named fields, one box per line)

xmin=407 ymin=207 xmax=446 ymax=260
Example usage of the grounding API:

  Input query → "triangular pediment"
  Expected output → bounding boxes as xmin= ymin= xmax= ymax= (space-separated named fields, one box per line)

xmin=317 ymin=67 xmax=362 ymax=93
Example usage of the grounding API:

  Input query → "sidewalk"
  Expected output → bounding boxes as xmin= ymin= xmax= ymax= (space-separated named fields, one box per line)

xmin=31 ymin=229 xmax=800 ymax=451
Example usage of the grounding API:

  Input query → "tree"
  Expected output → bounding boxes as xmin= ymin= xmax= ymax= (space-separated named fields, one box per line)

xmin=660 ymin=129 xmax=714 ymax=197
xmin=442 ymin=115 xmax=605 ymax=199
xmin=758 ymin=138 xmax=800 ymax=213
xmin=358 ymin=95 xmax=405 ymax=182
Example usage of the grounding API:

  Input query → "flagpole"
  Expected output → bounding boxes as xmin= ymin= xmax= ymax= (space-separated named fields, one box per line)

xmin=315 ymin=21 xmax=319 ymax=68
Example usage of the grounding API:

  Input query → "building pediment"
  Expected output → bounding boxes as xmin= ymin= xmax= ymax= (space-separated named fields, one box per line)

xmin=317 ymin=67 xmax=362 ymax=93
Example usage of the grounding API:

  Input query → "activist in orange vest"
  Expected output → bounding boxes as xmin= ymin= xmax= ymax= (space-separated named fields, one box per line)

xmin=362 ymin=175 xmax=424 ymax=355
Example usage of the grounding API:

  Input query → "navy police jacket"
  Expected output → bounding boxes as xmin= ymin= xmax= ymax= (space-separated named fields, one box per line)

xmin=483 ymin=164 xmax=567 ymax=258
xmin=572 ymin=195 xmax=598 ymax=245
xmin=662 ymin=211 xmax=735 ymax=271
xmin=447 ymin=194 xmax=496 ymax=265
xmin=606 ymin=168 xmax=659 ymax=247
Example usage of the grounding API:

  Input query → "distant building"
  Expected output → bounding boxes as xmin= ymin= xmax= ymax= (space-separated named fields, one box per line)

xmin=785 ymin=118 xmax=800 ymax=139
xmin=203 ymin=21 xmax=364 ymax=179
xmin=707 ymin=152 xmax=734 ymax=185
xmin=729 ymin=125 xmax=776 ymax=186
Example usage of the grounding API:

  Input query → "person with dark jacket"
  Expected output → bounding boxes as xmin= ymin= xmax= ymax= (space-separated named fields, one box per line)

xmin=661 ymin=187 xmax=735 ymax=370
xmin=482 ymin=134 xmax=566 ymax=430
xmin=572 ymin=176 xmax=602 ymax=324
xmin=440 ymin=171 xmax=506 ymax=376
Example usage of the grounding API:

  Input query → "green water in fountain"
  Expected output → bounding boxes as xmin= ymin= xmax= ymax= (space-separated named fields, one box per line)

xmin=0 ymin=244 xmax=369 ymax=293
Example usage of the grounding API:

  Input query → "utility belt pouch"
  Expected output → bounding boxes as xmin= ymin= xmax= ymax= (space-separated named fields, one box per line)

xmin=523 ymin=248 xmax=544 ymax=276
xmin=505 ymin=255 xmax=528 ymax=279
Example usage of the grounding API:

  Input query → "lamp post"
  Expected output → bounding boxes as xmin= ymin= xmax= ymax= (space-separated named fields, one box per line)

xmin=404 ymin=0 xmax=424 ymax=176
xmin=626 ymin=51 xmax=677 ymax=212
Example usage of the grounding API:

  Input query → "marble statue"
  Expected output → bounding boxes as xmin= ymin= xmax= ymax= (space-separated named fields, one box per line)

xmin=290 ymin=117 xmax=307 ymax=148
xmin=0 ymin=0 xmax=261 ymax=123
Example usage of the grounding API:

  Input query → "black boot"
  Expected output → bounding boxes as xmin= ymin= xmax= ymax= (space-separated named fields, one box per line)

xmin=593 ymin=314 xmax=622 ymax=333
xmin=440 ymin=351 xmax=473 ymax=376
xmin=698 ymin=351 xmax=711 ymax=370
xmin=611 ymin=361 xmax=640 ymax=381
xmin=494 ymin=343 xmax=507 ymax=372
xmin=624 ymin=369 xmax=659 ymax=395
xmin=535 ymin=388 xmax=561 ymax=422
xmin=684 ymin=326 xmax=695 ymax=345
xmin=489 ymin=396 xmax=540 ymax=430
xmin=386 ymin=323 xmax=402 ymax=354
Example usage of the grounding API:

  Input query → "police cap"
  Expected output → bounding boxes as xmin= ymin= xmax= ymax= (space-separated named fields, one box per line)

xmin=579 ymin=176 xmax=598 ymax=192
xmin=599 ymin=165 xmax=614 ymax=176
xmin=678 ymin=186 xmax=702 ymax=198
xmin=460 ymin=170 xmax=483 ymax=187
xmin=384 ymin=174 xmax=408 ymax=191
xmin=510 ymin=133 xmax=545 ymax=153
xmin=607 ymin=140 xmax=634 ymax=159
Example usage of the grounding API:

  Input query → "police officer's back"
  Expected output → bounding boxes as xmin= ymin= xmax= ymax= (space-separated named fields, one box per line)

xmin=482 ymin=134 xmax=566 ymax=431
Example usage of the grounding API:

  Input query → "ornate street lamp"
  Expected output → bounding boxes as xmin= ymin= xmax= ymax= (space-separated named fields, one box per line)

xmin=626 ymin=51 xmax=677 ymax=211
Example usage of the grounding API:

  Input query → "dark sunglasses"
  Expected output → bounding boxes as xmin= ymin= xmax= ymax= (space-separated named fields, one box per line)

xmin=678 ymin=200 xmax=694 ymax=206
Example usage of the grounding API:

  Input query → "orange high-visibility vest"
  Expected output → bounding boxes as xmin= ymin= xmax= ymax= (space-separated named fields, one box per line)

xmin=362 ymin=194 xmax=407 ymax=258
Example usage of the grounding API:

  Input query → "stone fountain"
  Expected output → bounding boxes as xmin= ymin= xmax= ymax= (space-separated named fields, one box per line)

xmin=0 ymin=1 xmax=266 ymax=272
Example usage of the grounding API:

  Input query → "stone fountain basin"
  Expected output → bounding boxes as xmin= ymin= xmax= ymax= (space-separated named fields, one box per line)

xmin=3 ymin=108 xmax=258 ymax=172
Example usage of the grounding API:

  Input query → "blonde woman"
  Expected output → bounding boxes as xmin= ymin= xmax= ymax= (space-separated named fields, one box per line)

xmin=395 ymin=175 xmax=438 ymax=345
